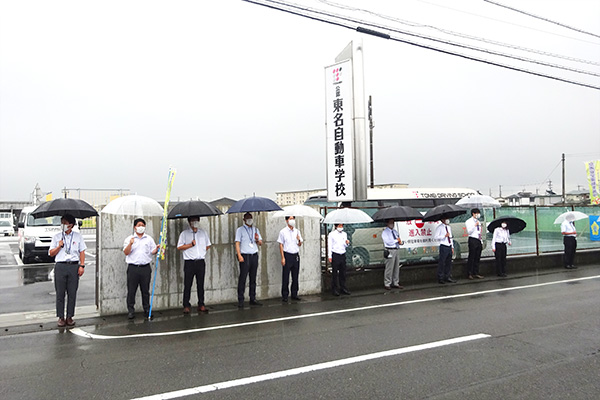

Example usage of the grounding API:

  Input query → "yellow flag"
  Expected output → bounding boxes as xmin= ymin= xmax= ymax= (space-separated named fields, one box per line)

xmin=586 ymin=160 xmax=600 ymax=205
xmin=45 ymin=192 xmax=53 ymax=201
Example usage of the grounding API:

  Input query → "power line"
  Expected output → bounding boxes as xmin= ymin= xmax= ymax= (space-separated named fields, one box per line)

xmin=242 ymin=0 xmax=600 ymax=90
xmin=483 ymin=0 xmax=600 ymax=40
xmin=317 ymin=0 xmax=600 ymax=67
xmin=413 ymin=0 xmax=600 ymax=45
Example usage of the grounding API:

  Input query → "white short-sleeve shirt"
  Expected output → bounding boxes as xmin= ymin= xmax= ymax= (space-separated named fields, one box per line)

xmin=177 ymin=228 xmax=211 ymax=260
xmin=278 ymin=226 xmax=303 ymax=254
xmin=50 ymin=231 xmax=87 ymax=262
xmin=123 ymin=234 xmax=157 ymax=265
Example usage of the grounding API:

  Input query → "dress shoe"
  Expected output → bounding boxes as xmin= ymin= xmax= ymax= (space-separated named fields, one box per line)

xmin=438 ymin=280 xmax=446 ymax=284
xmin=384 ymin=286 xmax=391 ymax=290
xmin=291 ymin=296 xmax=302 ymax=301
xmin=282 ymin=298 xmax=288 ymax=303
xmin=127 ymin=312 xmax=135 ymax=320
xmin=475 ymin=275 xmax=484 ymax=279
xmin=57 ymin=318 xmax=66 ymax=327
xmin=391 ymin=285 xmax=403 ymax=290
xmin=445 ymin=278 xmax=457 ymax=283
xmin=570 ymin=265 xmax=578 ymax=269
xmin=498 ymin=273 xmax=507 ymax=277
xmin=144 ymin=312 xmax=153 ymax=320
xmin=238 ymin=302 xmax=244 ymax=309
xmin=565 ymin=265 xmax=574 ymax=269
xmin=198 ymin=305 xmax=208 ymax=313
xmin=66 ymin=317 xmax=75 ymax=327
xmin=341 ymin=288 xmax=351 ymax=295
xmin=468 ymin=275 xmax=474 ymax=280
xmin=249 ymin=300 xmax=263 ymax=306
xmin=332 ymin=290 xmax=340 ymax=296
xmin=183 ymin=307 xmax=191 ymax=314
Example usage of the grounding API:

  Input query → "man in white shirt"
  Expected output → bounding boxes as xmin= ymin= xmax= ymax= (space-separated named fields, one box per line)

xmin=177 ymin=217 xmax=212 ymax=314
xmin=235 ymin=212 xmax=263 ymax=308
xmin=492 ymin=221 xmax=511 ymax=277
xmin=48 ymin=214 xmax=86 ymax=328
xmin=278 ymin=216 xmax=303 ymax=302
xmin=561 ymin=214 xmax=577 ymax=269
xmin=381 ymin=219 xmax=404 ymax=290
xmin=328 ymin=223 xmax=350 ymax=296
xmin=123 ymin=218 xmax=158 ymax=319
xmin=434 ymin=218 xmax=456 ymax=284
xmin=465 ymin=208 xmax=484 ymax=280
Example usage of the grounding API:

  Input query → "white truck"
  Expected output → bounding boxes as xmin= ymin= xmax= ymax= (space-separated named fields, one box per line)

xmin=17 ymin=206 xmax=65 ymax=263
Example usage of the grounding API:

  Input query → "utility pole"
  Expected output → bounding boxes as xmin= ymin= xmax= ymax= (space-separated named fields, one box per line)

xmin=368 ymin=95 xmax=374 ymax=188
xmin=562 ymin=153 xmax=566 ymax=204
xmin=499 ymin=185 xmax=502 ymax=197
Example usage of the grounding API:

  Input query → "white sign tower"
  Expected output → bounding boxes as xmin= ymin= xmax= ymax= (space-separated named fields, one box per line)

xmin=325 ymin=40 xmax=368 ymax=202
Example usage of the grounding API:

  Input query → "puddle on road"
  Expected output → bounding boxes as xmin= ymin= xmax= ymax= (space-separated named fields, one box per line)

xmin=0 ymin=265 xmax=53 ymax=289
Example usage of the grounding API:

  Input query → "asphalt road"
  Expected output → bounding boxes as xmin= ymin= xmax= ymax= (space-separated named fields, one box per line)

xmin=0 ymin=267 xmax=598 ymax=400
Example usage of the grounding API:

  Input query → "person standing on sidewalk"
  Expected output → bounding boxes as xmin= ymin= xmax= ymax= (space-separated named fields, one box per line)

xmin=492 ymin=221 xmax=511 ymax=277
xmin=48 ymin=214 xmax=86 ymax=328
xmin=465 ymin=208 xmax=484 ymax=280
xmin=278 ymin=216 xmax=303 ymax=302
xmin=434 ymin=218 xmax=456 ymax=284
xmin=328 ymin=223 xmax=351 ymax=296
xmin=177 ymin=217 xmax=211 ymax=314
xmin=561 ymin=214 xmax=578 ymax=269
xmin=123 ymin=218 xmax=158 ymax=320
xmin=235 ymin=212 xmax=263 ymax=308
xmin=381 ymin=219 xmax=404 ymax=290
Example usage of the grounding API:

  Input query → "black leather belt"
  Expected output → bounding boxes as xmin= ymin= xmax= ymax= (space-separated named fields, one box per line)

xmin=58 ymin=261 xmax=79 ymax=264
xmin=129 ymin=263 xmax=150 ymax=267
xmin=385 ymin=247 xmax=398 ymax=250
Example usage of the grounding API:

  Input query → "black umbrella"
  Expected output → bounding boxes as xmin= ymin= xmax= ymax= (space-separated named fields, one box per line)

xmin=372 ymin=206 xmax=423 ymax=222
xmin=167 ymin=200 xmax=223 ymax=219
xmin=422 ymin=204 xmax=466 ymax=222
xmin=31 ymin=198 xmax=98 ymax=219
xmin=487 ymin=216 xmax=526 ymax=234
xmin=226 ymin=196 xmax=282 ymax=214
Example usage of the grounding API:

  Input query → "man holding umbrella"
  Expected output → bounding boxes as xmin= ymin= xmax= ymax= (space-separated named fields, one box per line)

xmin=278 ymin=216 xmax=303 ymax=302
xmin=177 ymin=217 xmax=212 ymax=313
xmin=561 ymin=213 xmax=578 ymax=269
xmin=382 ymin=219 xmax=404 ymax=290
xmin=434 ymin=218 xmax=457 ymax=284
xmin=235 ymin=212 xmax=263 ymax=308
xmin=48 ymin=214 xmax=86 ymax=327
xmin=328 ymin=223 xmax=351 ymax=296
xmin=465 ymin=208 xmax=484 ymax=280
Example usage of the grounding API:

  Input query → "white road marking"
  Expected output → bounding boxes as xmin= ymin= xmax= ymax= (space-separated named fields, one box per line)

xmin=70 ymin=274 xmax=600 ymax=341
xmin=130 ymin=333 xmax=491 ymax=400
xmin=13 ymin=254 xmax=23 ymax=265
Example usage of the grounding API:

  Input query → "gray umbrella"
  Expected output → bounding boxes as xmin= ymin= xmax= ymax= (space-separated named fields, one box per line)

xmin=372 ymin=206 xmax=423 ymax=222
xmin=167 ymin=200 xmax=223 ymax=219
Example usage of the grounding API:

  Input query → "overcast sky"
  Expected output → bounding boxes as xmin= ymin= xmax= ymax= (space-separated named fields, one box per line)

xmin=1 ymin=0 xmax=599 ymax=203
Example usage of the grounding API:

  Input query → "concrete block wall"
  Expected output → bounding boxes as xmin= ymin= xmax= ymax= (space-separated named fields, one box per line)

xmin=98 ymin=212 xmax=321 ymax=316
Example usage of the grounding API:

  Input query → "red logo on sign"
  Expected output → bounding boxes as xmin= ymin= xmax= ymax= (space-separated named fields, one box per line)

xmin=333 ymin=67 xmax=342 ymax=83
xmin=415 ymin=219 xmax=424 ymax=229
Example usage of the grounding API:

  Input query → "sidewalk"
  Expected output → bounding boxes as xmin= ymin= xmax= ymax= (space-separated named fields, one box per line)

xmin=2 ymin=263 xmax=597 ymax=337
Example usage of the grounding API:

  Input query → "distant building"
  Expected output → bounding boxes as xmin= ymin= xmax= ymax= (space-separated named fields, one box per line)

xmin=566 ymin=188 xmax=590 ymax=205
xmin=505 ymin=191 xmax=562 ymax=206
xmin=276 ymin=183 xmax=409 ymax=206
xmin=209 ymin=197 xmax=237 ymax=213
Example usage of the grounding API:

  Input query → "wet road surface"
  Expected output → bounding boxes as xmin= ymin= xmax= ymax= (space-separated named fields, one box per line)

xmin=0 ymin=266 xmax=598 ymax=399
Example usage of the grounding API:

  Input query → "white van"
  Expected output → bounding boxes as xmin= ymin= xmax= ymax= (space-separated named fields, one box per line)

xmin=0 ymin=212 xmax=15 ymax=236
xmin=17 ymin=206 xmax=75 ymax=263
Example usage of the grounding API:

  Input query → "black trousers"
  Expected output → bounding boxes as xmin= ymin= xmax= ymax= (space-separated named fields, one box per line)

xmin=183 ymin=259 xmax=206 ymax=307
xmin=437 ymin=245 xmax=453 ymax=280
xmin=494 ymin=243 xmax=507 ymax=275
xmin=54 ymin=262 xmax=80 ymax=319
xmin=467 ymin=237 xmax=482 ymax=275
xmin=563 ymin=236 xmax=577 ymax=267
xmin=282 ymin=252 xmax=300 ymax=299
xmin=127 ymin=264 xmax=151 ymax=314
xmin=331 ymin=252 xmax=347 ymax=292
xmin=238 ymin=253 xmax=258 ymax=303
